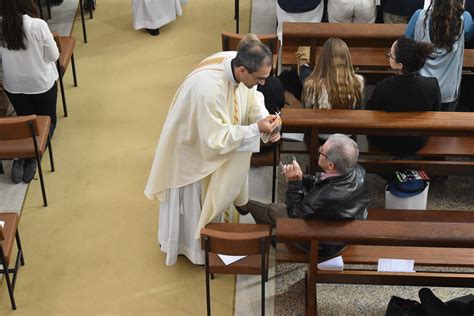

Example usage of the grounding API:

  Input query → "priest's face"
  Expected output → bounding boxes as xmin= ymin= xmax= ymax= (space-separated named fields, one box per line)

xmin=240 ymin=64 xmax=272 ymax=89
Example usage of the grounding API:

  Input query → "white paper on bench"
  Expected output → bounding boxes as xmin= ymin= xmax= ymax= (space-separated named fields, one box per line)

xmin=218 ymin=254 xmax=247 ymax=266
xmin=378 ymin=258 xmax=415 ymax=272
xmin=282 ymin=133 xmax=305 ymax=142
xmin=0 ymin=221 xmax=4 ymax=228
xmin=317 ymin=256 xmax=344 ymax=271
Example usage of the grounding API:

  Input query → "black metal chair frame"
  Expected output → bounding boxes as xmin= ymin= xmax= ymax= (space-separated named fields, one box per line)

xmin=26 ymin=121 xmax=55 ymax=207
xmin=234 ymin=0 xmax=239 ymax=33
xmin=0 ymin=229 xmax=25 ymax=310
xmin=78 ymin=0 xmax=95 ymax=43
xmin=271 ymin=144 xmax=277 ymax=202
xmin=204 ymin=236 xmax=267 ymax=316
xmin=56 ymin=50 xmax=78 ymax=118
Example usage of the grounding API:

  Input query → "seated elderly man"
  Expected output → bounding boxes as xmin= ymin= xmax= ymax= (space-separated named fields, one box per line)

xmin=236 ymin=133 xmax=369 ymax=257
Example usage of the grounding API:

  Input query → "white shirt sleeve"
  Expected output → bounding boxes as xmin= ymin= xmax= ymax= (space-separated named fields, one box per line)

xmin=39 ymin=21 xmax=59 ymax=63
xmin=236 ymin=123 xmax=261 ymax=152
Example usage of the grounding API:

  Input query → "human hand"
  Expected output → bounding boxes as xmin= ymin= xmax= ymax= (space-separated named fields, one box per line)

xmin=281 ymin=159 xmax=303 ymax=181
xmin=270 ymin=132 xmax=281 ymax=143
xmin=257 ymin=115 xmax=278 ymax=134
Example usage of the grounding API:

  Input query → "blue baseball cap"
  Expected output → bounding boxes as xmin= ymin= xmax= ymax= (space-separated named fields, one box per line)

xmin=388 ymin=179 xmax=427 ymax=198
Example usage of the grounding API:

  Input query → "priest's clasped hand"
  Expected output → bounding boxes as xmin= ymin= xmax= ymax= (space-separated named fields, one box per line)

xmin=257 ymin=115 xmax=279 ymax=134
xmin=257 ymin=115 xmax=281 ymax=143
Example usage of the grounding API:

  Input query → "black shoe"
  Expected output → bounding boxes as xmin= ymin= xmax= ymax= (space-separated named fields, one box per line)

xmin=270 ymin=235 xmax=277 ymax=248
xmin=50 ymin=0 xmax=64 ymax=6
xmin=84 ymin=0 xmax=96 ymax=11
xmin=147 ymin=28 xmax=160 ymax=36
xmin=11 ymin=159 xmax=24 ymax=184
xmin=234 ymin=204 xmax=249 ymax=216
xmin=22 ymin=159 xmax=37 ymax=183
xmin=419 ymin=288 xmax=449 ymax=315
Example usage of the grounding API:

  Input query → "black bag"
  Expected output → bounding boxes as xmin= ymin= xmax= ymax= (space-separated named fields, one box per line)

xmin=84 ymin=0 xmax=97 ymax=11
xmin=386 ymin=296 xmax=422 ymax=316
xmin=278 ymin=69 xmax=303 ymax=101
xmin=257 ymin=76 xmax=285 ymax=114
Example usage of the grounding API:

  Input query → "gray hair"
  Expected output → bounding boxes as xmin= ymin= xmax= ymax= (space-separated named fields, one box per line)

xmin=325 ymin=134 xmax=359 ymax=174
xmin=236 ymin=33 xmax=261 ymax=50
xmin=233 ymin=41 xmax=272 ymax=73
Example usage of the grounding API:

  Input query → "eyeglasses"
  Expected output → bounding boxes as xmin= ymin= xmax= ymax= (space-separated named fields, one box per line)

xmin=385 ymin=50 xmax=396 ymax=60
xmin=318 ymin=146 xmax=332 ymax=162
xmin=251 ymin=73 xmax=267 ymax=84
xmin=246 ymin=68 xmax=267 ymax=84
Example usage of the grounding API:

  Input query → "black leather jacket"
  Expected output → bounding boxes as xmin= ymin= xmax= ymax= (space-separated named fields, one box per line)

xmin=286 ymin=164 xmax=369 ymax=220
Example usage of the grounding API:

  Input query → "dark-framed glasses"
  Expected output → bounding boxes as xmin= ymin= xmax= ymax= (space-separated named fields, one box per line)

xmin=385 ymin=50 xmax=396 ymax=60
xmin=318 ymin=146 xmax=332 ymax=162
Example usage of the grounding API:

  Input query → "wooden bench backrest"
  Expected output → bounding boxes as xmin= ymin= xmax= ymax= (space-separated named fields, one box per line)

xmin=281 ymin=109 xmax=474 ymax=137
xmin=281 ymin=108 xmax=474 ymax=172
xmin=367 ymin=208 xmax=474 ymax=222
xmin=276 ymin=218 xmax=474 ymax=248
xmin=282 ymin=22 xmax=405 ymax=47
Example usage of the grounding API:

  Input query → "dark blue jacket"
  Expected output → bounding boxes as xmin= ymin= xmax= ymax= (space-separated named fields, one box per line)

xmin=382 ymin=0 xmax=423 ymax=17
xmin=277 ymin=0 xmax=321 ymax=13
xmin=466 ymin=0 xmax=474 ymax=17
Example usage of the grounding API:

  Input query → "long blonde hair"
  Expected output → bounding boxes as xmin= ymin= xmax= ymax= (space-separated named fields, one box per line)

xmin=301 ymin=38 xmax=362 ymax=109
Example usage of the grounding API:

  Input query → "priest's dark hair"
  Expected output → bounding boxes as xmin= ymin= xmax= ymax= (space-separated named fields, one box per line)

xmin=1 ymin=0 xmax=39 ymax=50
xmin=234 ymin=41 xmax=272 ymax=73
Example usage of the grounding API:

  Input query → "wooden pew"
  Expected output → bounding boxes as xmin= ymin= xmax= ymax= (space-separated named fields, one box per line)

xmin=280 ymin=108 xmax=474 ymax=175
xmin=281 ymin=22 xmax=474 ymax=75
xmin=276 ymin=208 xmax=474 ymax=316
xmin=282 ymin=46 xmax=474 ymax=74
xmin=282 ymin=22 xmax=405 ymax=67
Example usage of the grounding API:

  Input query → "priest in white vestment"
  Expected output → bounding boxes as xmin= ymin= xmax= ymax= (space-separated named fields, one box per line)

xmin=131 ymin=0 xmax=187 ymax=36
xmin=145 ymin=42 xmax=280 ymax=265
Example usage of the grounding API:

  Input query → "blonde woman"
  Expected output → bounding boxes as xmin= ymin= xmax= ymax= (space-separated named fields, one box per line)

xmin=300 ymin=38 xmax=364 ymax=110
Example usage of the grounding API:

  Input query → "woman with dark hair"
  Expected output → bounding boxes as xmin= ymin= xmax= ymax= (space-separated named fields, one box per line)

xmin=0 ymin=0 xmax=59 ymax=184
xmin=367 ymin=37 xmax=441 ymax=157
xmin=405 ymin=0 xmax=473 ymax=111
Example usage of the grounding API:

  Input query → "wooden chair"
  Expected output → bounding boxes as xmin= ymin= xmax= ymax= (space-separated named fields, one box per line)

xmin=0 ymin=115 xmax=55 ymax=207
xmin=0 ymin=213 xmax=25 ymax=310
xmin=53 ymin=34 xmax=78 ymax=117
xmin=201 ymin=223 xmax=272 ymax=316
xmin=221 ymin=31 xmax=280 ymax=73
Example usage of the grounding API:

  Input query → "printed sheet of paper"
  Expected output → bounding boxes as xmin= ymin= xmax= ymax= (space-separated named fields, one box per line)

xmin=378 ymin=258 xmax=415 ymax=272
xmin=217 ymin=254 xmax=247 ymax=266
xmin=317 ymin=256 xmax=344 ymax=271
xmin=281 ymin=133 xmax=305 ymax=142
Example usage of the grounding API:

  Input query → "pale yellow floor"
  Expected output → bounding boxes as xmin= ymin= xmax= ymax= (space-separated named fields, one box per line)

xmin=0 ymin=0 xmax=250 ymax=314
